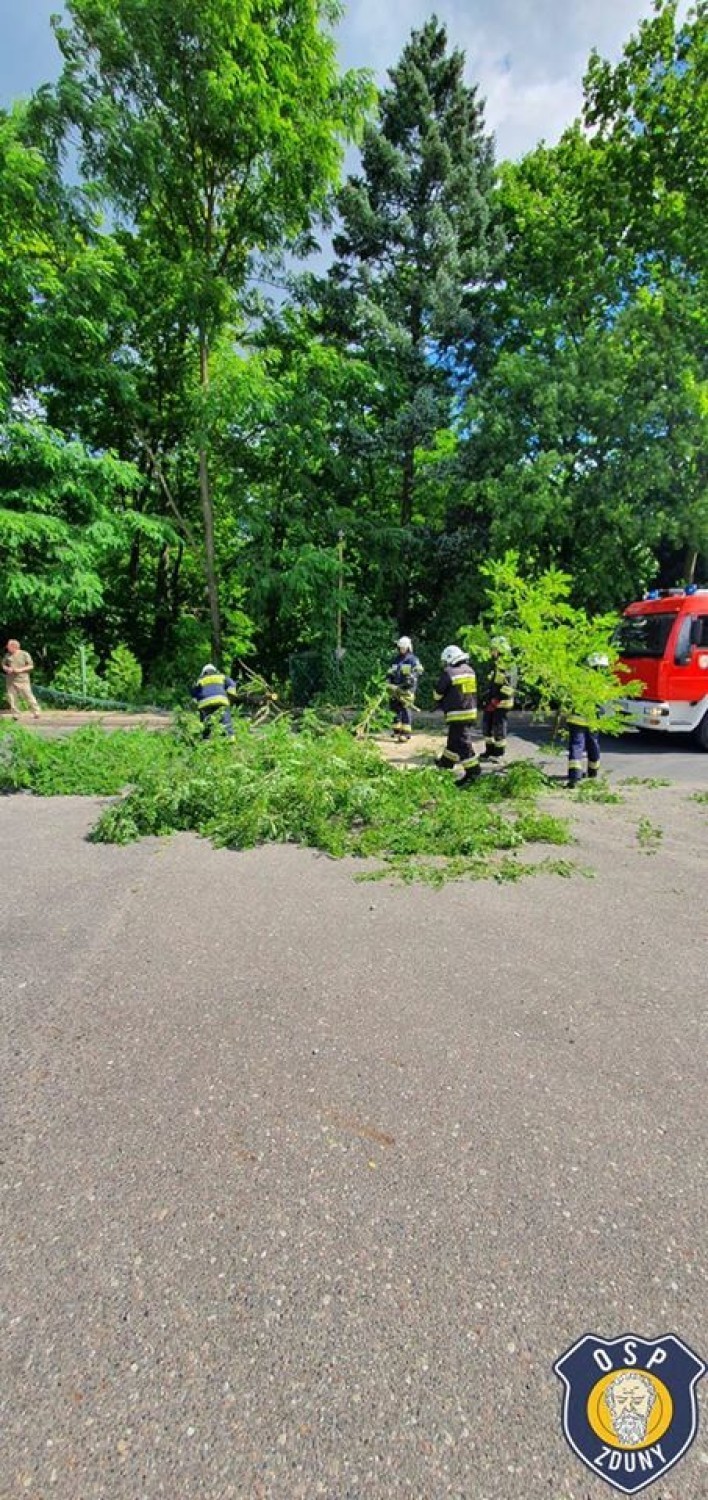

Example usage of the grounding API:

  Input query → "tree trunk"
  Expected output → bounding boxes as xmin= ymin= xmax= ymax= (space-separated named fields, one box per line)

xmin=261 ymin=476 xmax=288 ymax=673
xmin=152 ymin=542 xmax=170 ymax=657
xmin=170 ymin=542 xmax=183 ymax=622
xmin=396 ymin=438 xmax=415 ymax=629
xmin=684 ymin=545 xmax=698 ymax=586
xmin=128 ymin=532 xmax=141 ymax=588
xmin=198 ymin=332 xmax=222 ymax=660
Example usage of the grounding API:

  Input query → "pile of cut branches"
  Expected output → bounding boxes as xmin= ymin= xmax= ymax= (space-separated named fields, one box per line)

xmin=0 ymin=718 xmax=573 ymax=884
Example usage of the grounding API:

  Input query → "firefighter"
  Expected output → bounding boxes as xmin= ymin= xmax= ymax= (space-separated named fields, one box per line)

xmin=566 ymin=654 xmax=607 ymax=787
xmin=480 ymin=635 xmax=515 ymax=761
xmin=433 ymin=645 xmax=481 ymax=784
xmin=191 ymin=662 xmax=238 ymax=739
xmin=387 ymin=636 xmax=423 ymax=742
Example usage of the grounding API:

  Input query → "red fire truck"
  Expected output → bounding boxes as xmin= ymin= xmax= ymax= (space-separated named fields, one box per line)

xmin=616 ymin=587 xmax=708 ymax=749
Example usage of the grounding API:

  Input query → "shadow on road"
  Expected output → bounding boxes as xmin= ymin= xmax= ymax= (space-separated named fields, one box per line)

xmin=511 ymin=719 xmax=700 ymax=757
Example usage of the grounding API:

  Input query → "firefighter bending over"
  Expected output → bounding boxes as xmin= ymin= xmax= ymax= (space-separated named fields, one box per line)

xmin=433 ymin=645 xmax=481 ymax=785
xmin=191 ymin=662 xmax=238 ymax=739
xmin=387 ymin=636 xmax=423 ymax=742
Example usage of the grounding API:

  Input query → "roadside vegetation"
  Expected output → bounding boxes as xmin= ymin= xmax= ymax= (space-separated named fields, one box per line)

xmin=0 ymin=718 xmax=572 ymax=884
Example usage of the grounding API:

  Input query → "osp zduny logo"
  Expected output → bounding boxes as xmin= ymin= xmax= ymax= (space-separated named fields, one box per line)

xmin=554 ymin=1333 xmax=705 ymax=1493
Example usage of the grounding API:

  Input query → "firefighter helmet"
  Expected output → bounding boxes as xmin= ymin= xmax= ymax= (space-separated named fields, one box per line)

xmin=396 ymin=636 xmax=413 ymax=653
xmin=440 ymin=645 xmax=468 ymax=667
xmin=491 ymin=635 xmax=511 ymax=654
xmin=587 ymin=653 xmax=609 ymax=669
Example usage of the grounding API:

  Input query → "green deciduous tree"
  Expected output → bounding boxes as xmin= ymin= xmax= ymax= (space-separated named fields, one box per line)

xmin=583 ymin=0 xmax=708 ymax=586
xmin=204 ymin=311 xmax=386 ymax=676
xmin=462 ymin=551 xmax=640 ymax=729
xmin=0 ymin=101 xmax=85 ymax=403
xmin=50 ymin=0 xmax=372 ymax=655
xmin=0 ymin=421 xmax=152 ymax=663
xmin=460 ymin=0 xmax=708 ymax=611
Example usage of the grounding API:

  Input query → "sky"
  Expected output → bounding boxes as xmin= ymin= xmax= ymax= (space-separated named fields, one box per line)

xmin=0 ymin=0 xmax=688 ymax=161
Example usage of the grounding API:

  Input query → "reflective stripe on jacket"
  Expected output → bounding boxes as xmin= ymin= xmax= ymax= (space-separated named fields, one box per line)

xmin=191 ymin=672 xmax=236 ymax=711
xmin=433 ymin=663 xmax=477 ymax=722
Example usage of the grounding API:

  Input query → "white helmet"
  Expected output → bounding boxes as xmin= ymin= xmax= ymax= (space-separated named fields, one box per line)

xmin=587 ymin=653 xmax=609 ymax=669
xmin=397 ymin=636 xmax=412 ymax=653
xmin=440 ymin=644 xmax=468 ymax=667
xmin=491 ymin=635 xmax=511 ymax=654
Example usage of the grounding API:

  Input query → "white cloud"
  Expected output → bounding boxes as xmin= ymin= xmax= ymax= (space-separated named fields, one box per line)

xmin=337 ymin=0 xmax=692 ymax=159
xmin=480 ymin=69 xmax=583 ymax=160
xmin=0 ymin=0 xmax=693 ymax=162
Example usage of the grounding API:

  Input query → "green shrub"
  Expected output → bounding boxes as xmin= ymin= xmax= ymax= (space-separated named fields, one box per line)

xmin=51 ymin=643 xmax=107 ymax=700
xmin=104 ymin=645 xmax=142 ymax=701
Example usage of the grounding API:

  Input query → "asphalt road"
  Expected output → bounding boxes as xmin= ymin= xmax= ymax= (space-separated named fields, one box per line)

xmin=1 ymin=750 xmax=707 ymax=1498
xmin=380 ymin=715 xmax=708 ymax=791
xmin=511 ymin=719 xmax=708 ymax=790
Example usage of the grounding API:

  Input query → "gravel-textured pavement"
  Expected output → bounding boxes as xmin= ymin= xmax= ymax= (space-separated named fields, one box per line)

xmin=1 ymin=756 xmax=707 ymax=1498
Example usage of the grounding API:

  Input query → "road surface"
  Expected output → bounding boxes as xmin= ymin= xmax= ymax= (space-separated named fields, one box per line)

xmin=1 ymin=746 xmax=707 ymax=1497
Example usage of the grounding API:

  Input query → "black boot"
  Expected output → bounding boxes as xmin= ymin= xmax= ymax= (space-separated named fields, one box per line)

xmin=458 ymin=763 xmax=482 ymax=786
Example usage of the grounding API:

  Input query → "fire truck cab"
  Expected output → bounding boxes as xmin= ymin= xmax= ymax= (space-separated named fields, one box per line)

xmin=616 ymin=587 xmax=708 ymax=750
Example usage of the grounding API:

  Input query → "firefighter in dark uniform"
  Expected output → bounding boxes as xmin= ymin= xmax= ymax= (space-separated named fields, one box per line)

xmin=387 ymin=636 xmax=423 ymax=742
xmin=480 ymin=635 xmax=515 ymax=761
xmin=191 ymin=662 xmax=237 ymax=739
xmin=433 ymin=645 xmax=481 ymax=784
xmin=566 ymin=653 xmax=606 ymax=787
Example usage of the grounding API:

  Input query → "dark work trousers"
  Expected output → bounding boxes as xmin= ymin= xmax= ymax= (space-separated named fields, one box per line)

xmin=567 ymin=723 xmax=600 ymax=785
xmin=200 ymin=705 xmax=234 ymax=740
xmin=391 ymin=695 xmax=413 ymax=737
xmin=482 ymin=707 xmax=508 ymax=757
xmin=439 ymin=720 xmax=479 ymax=769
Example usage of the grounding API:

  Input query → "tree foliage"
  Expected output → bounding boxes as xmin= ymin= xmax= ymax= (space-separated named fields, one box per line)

xmin=0 ymin=2 xmax=706 ymax=694
xmin=318 ymin=17 xmax=502 ymax=629
xmin=47 ymin=0 xmax=372 ymax=654
xmin=462 ymin=552 xmax=642 ymax=730
xmin=0 ymin=421 xmax=150 ymax=646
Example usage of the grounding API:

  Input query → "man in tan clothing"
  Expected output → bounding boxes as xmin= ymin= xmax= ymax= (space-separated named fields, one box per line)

xmin=3 ymin=638 xmax=41 ymax=718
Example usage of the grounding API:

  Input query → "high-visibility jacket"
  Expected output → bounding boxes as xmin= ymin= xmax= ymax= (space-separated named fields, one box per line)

xmin=191 ymin=670 xmax=236 ymax=712
xmin=387 ymin=650 xmax=422 ymax=699
xmin=433 ymin=662 xmax=477 ymax=722
xmin=482 ymin=659 xmax=514 ymax=711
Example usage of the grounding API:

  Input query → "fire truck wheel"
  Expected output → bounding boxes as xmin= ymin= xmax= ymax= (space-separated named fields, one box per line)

xmin=695 ymin=711 xmax=708 ymax=752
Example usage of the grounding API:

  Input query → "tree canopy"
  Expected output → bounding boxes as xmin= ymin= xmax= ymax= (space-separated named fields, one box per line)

xmin=1 ymin=0 xmax=706 ymax=698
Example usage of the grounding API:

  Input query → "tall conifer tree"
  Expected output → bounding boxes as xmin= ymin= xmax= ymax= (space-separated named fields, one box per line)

xmin=326 ymin=17 xmax=502 ymax=628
